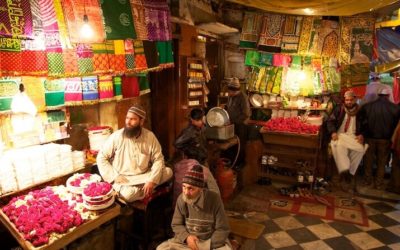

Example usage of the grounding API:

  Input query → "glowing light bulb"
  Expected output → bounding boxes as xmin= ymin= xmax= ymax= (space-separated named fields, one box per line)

xmin=80 ymin=14 xmax=94 ymax=39
xmin=304 ymin=8 xmax=314 ymax=15
xmin=299 ymin=71 xmax=306 ymax=81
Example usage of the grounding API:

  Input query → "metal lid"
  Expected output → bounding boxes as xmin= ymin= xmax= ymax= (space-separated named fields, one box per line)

xmin=206 ymin=107 xmax=230 ymax=127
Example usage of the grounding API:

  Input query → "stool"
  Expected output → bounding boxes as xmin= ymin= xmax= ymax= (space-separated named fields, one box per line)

xmin=118 ymin=181 xmax=173 ymax=250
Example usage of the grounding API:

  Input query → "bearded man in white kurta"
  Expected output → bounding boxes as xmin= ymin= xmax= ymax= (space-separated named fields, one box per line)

xmin=327 ymin=91 xmax=368 ymax=176
xmin=97 ymin=104 xmax=173 ymax=202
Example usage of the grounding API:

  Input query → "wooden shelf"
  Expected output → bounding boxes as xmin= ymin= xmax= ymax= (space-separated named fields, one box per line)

xmin=0 ymin=163 xmax=93 ymax=199
xmin=258 ymin=172 xmax=314 ymax=186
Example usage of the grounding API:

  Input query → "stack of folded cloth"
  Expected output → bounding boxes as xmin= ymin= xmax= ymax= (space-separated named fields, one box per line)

xmin=0 ymin=153 xmax=18 ymax=194
xmin=42 ymin=143 xmax=61 ymax=178
xmin=72 ymin=150 xmax=86 ymax=170
xmin=11 ymin=149 xmax=34 ymax=190
xmin=59 ymin=144 xmax=74 ymax=175
xmin=27 ymin=145 xmax=49 ymax=184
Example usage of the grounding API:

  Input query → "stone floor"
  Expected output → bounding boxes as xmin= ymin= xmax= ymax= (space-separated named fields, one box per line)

xmin=226 ymin=183 xmax=400 ymax=250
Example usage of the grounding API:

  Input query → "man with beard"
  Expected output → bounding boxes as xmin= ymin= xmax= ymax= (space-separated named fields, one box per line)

xmin=157 ymin=165 xmax=232 ymax=250
xmin=327 ymin=90 xmax=368 ymax=191
xmin=358 ymin=89 xmax=400 ymax=190
xmin=96 ymin=104 xmax=173 ymax=202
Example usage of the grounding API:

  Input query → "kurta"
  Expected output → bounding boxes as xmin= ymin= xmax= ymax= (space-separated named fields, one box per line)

xmin=97 ymin=128 xmax=165 ymax=185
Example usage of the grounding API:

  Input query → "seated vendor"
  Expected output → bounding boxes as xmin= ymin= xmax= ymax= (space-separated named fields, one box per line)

xmin=96 ymin=104 xmax=173 ymax=203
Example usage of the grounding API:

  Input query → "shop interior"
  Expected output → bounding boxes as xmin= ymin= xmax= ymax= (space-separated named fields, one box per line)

xmin=0 ymin=0 xmax=400 ymax=249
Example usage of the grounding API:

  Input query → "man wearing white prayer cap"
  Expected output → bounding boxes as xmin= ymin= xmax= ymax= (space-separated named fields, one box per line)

xmin=327 ymin=90 xmax=367 ymax=191
xmin=97 ymin=103 xmax=173 ymax=202
xmin=363 ymin=72 xmax=394 ymax=104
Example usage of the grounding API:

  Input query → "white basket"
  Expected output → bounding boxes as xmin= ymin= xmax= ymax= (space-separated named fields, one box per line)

xmin=88 ymin=127 xmax=111 ymax=152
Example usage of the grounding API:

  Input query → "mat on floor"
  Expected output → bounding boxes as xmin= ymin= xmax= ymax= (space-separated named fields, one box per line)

xmin=268 ymin=195 xmax=369 ymax=227
xmin=228 ymin=217 xmax=265 ymax=240
xmin=225 ymin=194 xmax=270 ymax=213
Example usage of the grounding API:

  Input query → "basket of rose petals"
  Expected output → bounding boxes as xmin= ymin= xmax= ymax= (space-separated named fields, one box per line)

xmin=82 ymin=182 xmax=115 ymax=210
xmin=66 ymin=173 xmax=102 ymax=194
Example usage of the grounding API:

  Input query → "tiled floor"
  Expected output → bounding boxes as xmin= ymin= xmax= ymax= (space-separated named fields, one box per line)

xmin=227 ymin=185 xmax=400 ymax=250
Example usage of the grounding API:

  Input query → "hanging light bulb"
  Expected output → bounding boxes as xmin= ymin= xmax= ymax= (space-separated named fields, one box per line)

xmin=80 ymin=14 xmax=94 ymax=39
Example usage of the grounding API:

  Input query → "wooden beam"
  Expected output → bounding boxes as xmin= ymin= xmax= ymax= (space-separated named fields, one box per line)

xmin=375 ymin=58 xmax=400 ymax=73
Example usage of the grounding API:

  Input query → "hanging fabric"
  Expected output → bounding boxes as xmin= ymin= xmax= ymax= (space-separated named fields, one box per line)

xmin=258 ymin=52 xmax=273 ymax=66
xmin=137 ymin=73 xmax=151 ymax=95
xmin=0 ymin=0 xmax=33 ymax=39
xmin=20 ymin=0 xmax=47 ymax=76
xmin=258 ymin=14 xmax=285 ymax=53
xmin=125 ymin=39 xmax=135 ymax=70
xmin=54 ymin=0 xmax=72 ymax=49
xmin=143 ymin=0 xmax=172 ymax=41
xmin=76 ymin=43 xmax=94 ymax=74
xmin=92 ymin=43 xmax=111 ymax=73
xmin=40 ymin=0 xmax=64 ymax=76
xmin=130 ymin=0 xmax=149 ymax=40
xmin=281 ymin=16 xmax=303 ymax=54
xmin=100 ymin=0 xmax=136 ymax=40
xmin=143 ymin=41 xmax=159 ymax=68
xmin=245 ymin=50 xmax=260 ymax=67
xmin=133 ymin=40 xmax=148 ymax=70
xmin=111 ymin=40 xmax=127 ymax=73
xmin=156 ymin=41 xmax=174 ymax=67
xmin=239 ymin=12 xmax=263 ymax=49
xmin=62 ymin=0 xmax=105 ymax=43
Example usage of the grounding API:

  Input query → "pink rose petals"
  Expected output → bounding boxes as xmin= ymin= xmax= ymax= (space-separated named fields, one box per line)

xmin=1 ymin=187 xmax=85 ymax=247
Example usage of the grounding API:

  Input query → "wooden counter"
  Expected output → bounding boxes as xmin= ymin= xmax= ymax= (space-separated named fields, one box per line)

xmin=0 ymin=204 xmax=120 ymax=250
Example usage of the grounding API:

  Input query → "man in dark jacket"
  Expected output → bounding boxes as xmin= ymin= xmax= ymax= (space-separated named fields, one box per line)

xmin=225 ymin=78 xmax=251 ymax=166
xmin=175 ymin=108 xmax=208 ymax=165
xmin=358 ymin=89 xmax=400 ymax=189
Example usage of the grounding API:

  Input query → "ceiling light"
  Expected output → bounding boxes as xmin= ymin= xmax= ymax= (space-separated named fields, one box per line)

xmin=304 ymin=8 xmax=314 ymax=15
xmin=80 ymin=14 xmax=94 ymax=39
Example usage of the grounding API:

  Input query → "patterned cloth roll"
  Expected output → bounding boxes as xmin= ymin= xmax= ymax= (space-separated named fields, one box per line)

xmin=125 ymin=39 xmax=135 ymax=70
xmin=133 ymin=40 xmax=148 ymax=70
xmin=63 ymin=49 xmax=79 ymax=75
xmin=64 ymin=77 xmax=82 ymax=105
xmin=98 ymin=75 xmax=114 ymax=102
xmin=0 ymin=78 xmax=19 ymax=112
xmin=44 ymin=78 xmax=65 ymax=108
xmin=121 ymin=76 xmax=139 ymax=98
xmin=113 ymin=76 xmax=123 ymax=100
xmin=82 ymin=76 xmax=99 ymax=104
